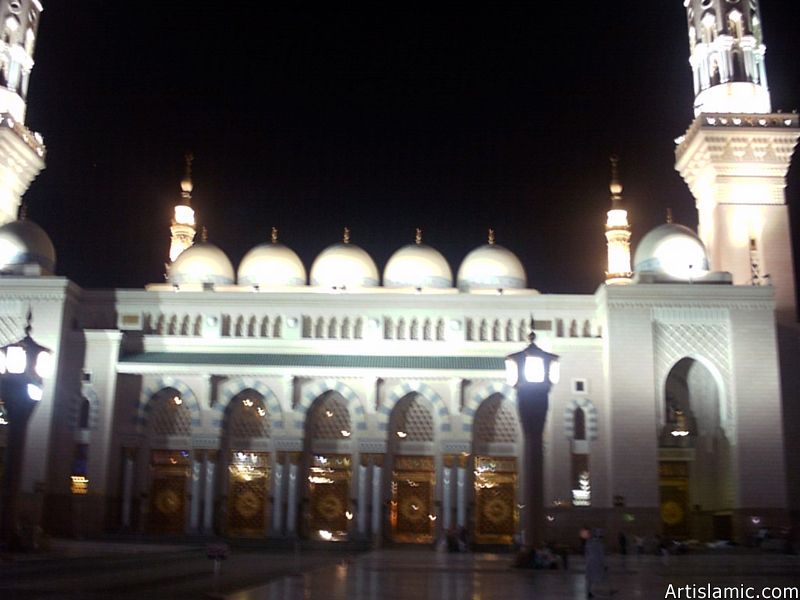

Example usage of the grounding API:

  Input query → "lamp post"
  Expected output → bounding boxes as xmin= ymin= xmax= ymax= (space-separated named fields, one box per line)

xmin=505 ymin=317 xmax=559 ymax=552
xmin=0 ymin=310 xmax=53 ymax=547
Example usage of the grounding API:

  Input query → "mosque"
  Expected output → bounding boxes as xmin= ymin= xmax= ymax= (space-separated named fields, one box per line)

xmin=0 ymin=0 xmax=798 ymax=547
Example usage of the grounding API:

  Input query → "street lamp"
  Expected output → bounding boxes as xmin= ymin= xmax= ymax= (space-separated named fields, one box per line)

xmin=0 ymin=310 xmax=53 ymax=547
xmin=505 ymin=316 xmax=559 ymax=553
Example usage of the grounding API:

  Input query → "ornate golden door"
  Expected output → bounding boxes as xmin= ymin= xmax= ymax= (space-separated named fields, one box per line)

xmin=148 ymin=450 xmax=190 ymax=534
xmin=307 ymin=454 xmax=351 ymax=541
xmin=391 ymin=456 xmax=435 ymax=543
xmin=659 ymin=461 xmax=690 ymax=539
xmin=227 ymin=451 xmax=270 ymax=537
xmin=473 ymin=456 xmax=517 ymax=545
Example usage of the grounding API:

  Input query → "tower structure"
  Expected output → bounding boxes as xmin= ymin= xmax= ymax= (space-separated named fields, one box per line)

xmin=675 ymin=0 xmax=800 ymax=322
xmin=169 ymin=153 xmax=196 ymax=263
xmin=0 ymin=0 xmax=45 ymax=226
xmin=604 ymin=155 xmax=632 ymax=285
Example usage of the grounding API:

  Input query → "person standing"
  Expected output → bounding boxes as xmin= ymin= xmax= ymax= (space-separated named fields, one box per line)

xmin=584 ymin=529 xmax=608 ymax=598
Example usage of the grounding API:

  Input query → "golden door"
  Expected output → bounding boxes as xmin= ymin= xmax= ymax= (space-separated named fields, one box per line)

xmin=659 ymin=461 xmax=690 ymax=539
xmin=307 ymin=454 xmax=351 ymax=541
xmin=147 ymin=450 xmax=190 ymax=534
xmin=391 ymin=456 xmax=435 ymax=544
xmin=473 ymin=456 xmax=517 ymax=545
xmin=227 ymin=451 xmax=270 ymax=537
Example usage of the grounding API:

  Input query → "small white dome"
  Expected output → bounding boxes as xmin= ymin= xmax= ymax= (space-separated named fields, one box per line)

xmin=168 ymin=242 xmax=235 ymax=285
xmin=310 ymin=242 xmax=379 ymax=289
xmin=0 ymin=219 xmax=56 ymax=275
xmin=238 ymin=242 xmax=306 ymax=287
xmin=384 ymin=242 xmax=453 ymax=289
xmin=634 ymin=223 xmax=709 ymax=280
xmin=457 ymin=243 xmax=527 ymax=292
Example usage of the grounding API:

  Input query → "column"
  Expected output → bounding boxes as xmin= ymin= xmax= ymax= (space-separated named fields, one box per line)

xmin=456 ymin=454 xmax=468 ymax=528
xmin=371 ymin=456 xmax=383 ymax=540
xmin=286 ymin=452 xmax=300 ymax=536
xmin=189 ymin=451 xmax=202 ymax=532
xmin=357 ymin=456 xmax=369 ymax=537
xmin=203 ymin=451 xmax=217 ymax=533
xmin=121 ymin=448 xmax=135 ymax=529
xmin=272 ymin=452 xmax=284 ymax=535
xmin=442 ymin=455 xmax=453 ymax=531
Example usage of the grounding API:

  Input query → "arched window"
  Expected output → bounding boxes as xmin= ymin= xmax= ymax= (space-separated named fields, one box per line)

xmin=78 ymin=397 xmax=91 ymax=429
xmin=574 ymin=407 xmax=586 ymax=441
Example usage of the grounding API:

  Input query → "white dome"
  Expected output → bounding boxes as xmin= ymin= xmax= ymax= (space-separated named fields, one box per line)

xmin=0 ymin=219 xmax=56 ymax=275
xmin=238 ymin=242 xmax=306 ymax=287
xmin=384 ymin=242 xmax=453 ymax=289
xmin=634 ymin=223 xmax=709 ymax=280
xmin=310 ymin=242 xmax=379 ymax=289
xmin=457 ymin=243 xmax=527 ymax=292
xmin=168 ymin=242 xmax=235 ymax=285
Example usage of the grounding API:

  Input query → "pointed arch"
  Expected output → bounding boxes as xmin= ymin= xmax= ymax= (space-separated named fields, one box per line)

xmin=137 ymin=376 xmax=201 ymax=430
xmin=296 ymin=379 xmax=367 ymax=432
xmin=216 ymin=377 xmax=284 ymax=431
xmin=461 ymin=381 xmax=517 ymax=433
xmin=380 ymin=381 xmax=450 ymax=433
xmin=563 ymin=398 xmax=598 ymax=441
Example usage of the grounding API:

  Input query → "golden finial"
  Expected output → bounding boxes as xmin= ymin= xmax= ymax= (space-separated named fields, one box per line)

xmin=180 ymin=152 xmax=194 ymax=198
xmin=18 ymin=203 xmax=27 ymax=221
xmin=201 ymin=226 xmax=208 ymax=242
xmin=666 ymin=208 xmax=673 ymax=224
xmin=488 ymin=228 xmax=496 ymax=245
xmin=271 ymin=226 xmax=278 ymax=244
xmin=343 ymin=227 xmax=351 ymax=244
xmin=415 ymin=227 xmax=422 ymax=245
xmin=609 ymin=154 xmax=623 ymax=198
xmin=528 ymin=313 xmax=537 ymax=343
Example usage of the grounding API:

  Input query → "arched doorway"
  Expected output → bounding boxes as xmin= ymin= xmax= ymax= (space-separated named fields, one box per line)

xmin=304 ymin=391 xmax=352 ymax=541
xmin=223 ymin=391 xmax=271 ymax=537
xmin=145 ymin=388 xmax=192 ymax=534
xmin=388 ymin=392 xmax=436 ymax=543
xmin=659 ymin=358 xmax=732 ymax=540
xmin=472 ymin=393 xmax=520 ymax=545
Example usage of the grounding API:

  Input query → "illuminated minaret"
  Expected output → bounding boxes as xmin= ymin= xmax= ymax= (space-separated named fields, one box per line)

xmin=604 ymin=155 xmax=632 ymax=285
xmin=169 ymin=153 xmax=196 ymax=263
xmin=0 ymin=0 xmax=45 ymax=226
xmin=675 ymin=0 xmax=800 ymax=322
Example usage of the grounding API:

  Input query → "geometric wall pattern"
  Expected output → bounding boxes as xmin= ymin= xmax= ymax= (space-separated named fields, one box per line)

xmin=381 ymin=381 xmax=449 ymax=433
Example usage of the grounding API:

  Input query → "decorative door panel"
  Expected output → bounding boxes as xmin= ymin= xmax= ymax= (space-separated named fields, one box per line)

xmin=391 ymin=456 xmax=435 ymax=543
xmin=307 ymin=454 xmax=351 ymax=541
xmin=659 ymin=461 xmax=690 ymax=539
xmin=227 ymin=451 xmax=270 ymax=537
xmin=473 ymin=456 xmax=517 ymax=545
xmin=147 ymin=450 xmax=190 ymax=534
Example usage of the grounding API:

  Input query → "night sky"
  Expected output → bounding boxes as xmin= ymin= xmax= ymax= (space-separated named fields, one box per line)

xmin=20 ymin=1 xmax=800 ymax=293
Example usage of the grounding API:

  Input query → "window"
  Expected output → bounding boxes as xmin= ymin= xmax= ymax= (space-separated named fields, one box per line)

xmin=574 ymin=408 xmax=586 ymax=441
xmin=78 ymin=398 xmax=91 ymax=429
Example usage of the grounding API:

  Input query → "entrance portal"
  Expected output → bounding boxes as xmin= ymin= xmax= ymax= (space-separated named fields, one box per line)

xmin=147 ymin=450 xmax=189 ymax=534
xmin=473 ymin=456 xmax=517 ymax=545
xmin=390 ymin=456 xmax=435 ymax=543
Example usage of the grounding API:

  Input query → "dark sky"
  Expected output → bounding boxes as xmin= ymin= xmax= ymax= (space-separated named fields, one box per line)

xmin=21 ymin=1 xmax=800 ymax=293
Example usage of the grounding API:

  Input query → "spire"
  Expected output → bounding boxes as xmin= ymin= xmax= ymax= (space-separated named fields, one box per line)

xmin=343 ymin=227 xmax=351 ymax=244
xmin=169 ymin=155 xmax=197 ymax=263
xmin=271 ymin=226 xmax=278 ymax=244
xmin=415 ymin=227 xmax=422 ymax=245
xmin=201 ymin=226 xmax=208 ymax=242
xmin=666 ymin=208 xmax=673 ymax=224
xmin=18 ymin=202 xmax=26 ymax=221
xmin=604 ymin=155 xmax=632 ymax=285
xmin=487 ymin=228 xmax=496 ymax=246
xmin=684 ymin=0 xmax=771 ymax=116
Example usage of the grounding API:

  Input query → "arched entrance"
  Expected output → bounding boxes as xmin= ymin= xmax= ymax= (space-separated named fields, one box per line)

xmin=388 ymin=393 xmax=436 ymax=543
xmin=223 ymin=391 xmax=271 ymax=537
xmin=304 ymin=391 xmax=352 ymax=541
xmin=145 ymin=388 xmax=192 ymax=534
xmin=472 ymin=393 xmax=520 ymax=545
xmin=659 ymin=357 xmax=732 ymax=540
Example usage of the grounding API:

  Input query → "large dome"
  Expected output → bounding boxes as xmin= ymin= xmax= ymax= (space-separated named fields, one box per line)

xmin=310 ymin=232 xmax=379 ymax=289
xmin=168 ymin=242 xmax=235 ymax=285
xmin=634 ymin=223 xmax=709 ymax=280
xmin=384 ymin=236 xmax=452 ymax=289
xmin=0 ymin=219 xmax=56 ymax=275
xmin=457 ymin=240 xmax=526 ymax=292
xmin=238 ymin=239 xmax=306 ymax=287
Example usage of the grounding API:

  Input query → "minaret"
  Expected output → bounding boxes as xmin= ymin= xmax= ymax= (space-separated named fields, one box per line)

xmin=675 ymin=0 xmax=799 ymax=322
xmin=0 ymin=0 xmax=45 ymax=226
xmin=169 ymin=153 xmax=196 ymax=263
xmin=605 ymin=155 xmax=632 ymax=285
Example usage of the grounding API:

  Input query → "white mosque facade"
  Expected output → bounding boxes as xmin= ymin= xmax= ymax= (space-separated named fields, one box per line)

xmin=0 ymin=0 xmax=798 ymax=546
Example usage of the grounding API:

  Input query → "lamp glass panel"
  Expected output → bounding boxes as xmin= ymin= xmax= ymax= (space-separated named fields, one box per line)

xmin=35 ymin=350 xmax=54 ymax=378
xmin=6 ymin=346 xmax=26 ymax=373
xmin=549 ymin=360 xmax=560 ymax=384
xmin=27 ymin=383 xmax=43 ymax=401
xmin=504 ymin=358 xmax=519 ymax=386
xmin=524 ymin=356 xmax=545 ymax=383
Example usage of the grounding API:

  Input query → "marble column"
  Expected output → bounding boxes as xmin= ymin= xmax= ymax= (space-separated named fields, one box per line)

xmin=357 ymin=457 xmax=369 ymax=536
xmin=371 ymin=456 xmax=383 ymax=539
xmin=203 ymin=451 xmax=217 ymax=533
xmin=442 ymin=455 xmax=453 ymax=531
xmin=189 ymin=451 xmax=202 ymax=532
xmin=456 ymin=454 xmax=468 ymax=528
xmin=286 ymin=452 xmax=300 ymax=535
xmin=272 ymin=452 xmax=284 ymax=535
xmin=121 ymin=448 xmax=135 ymax=529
